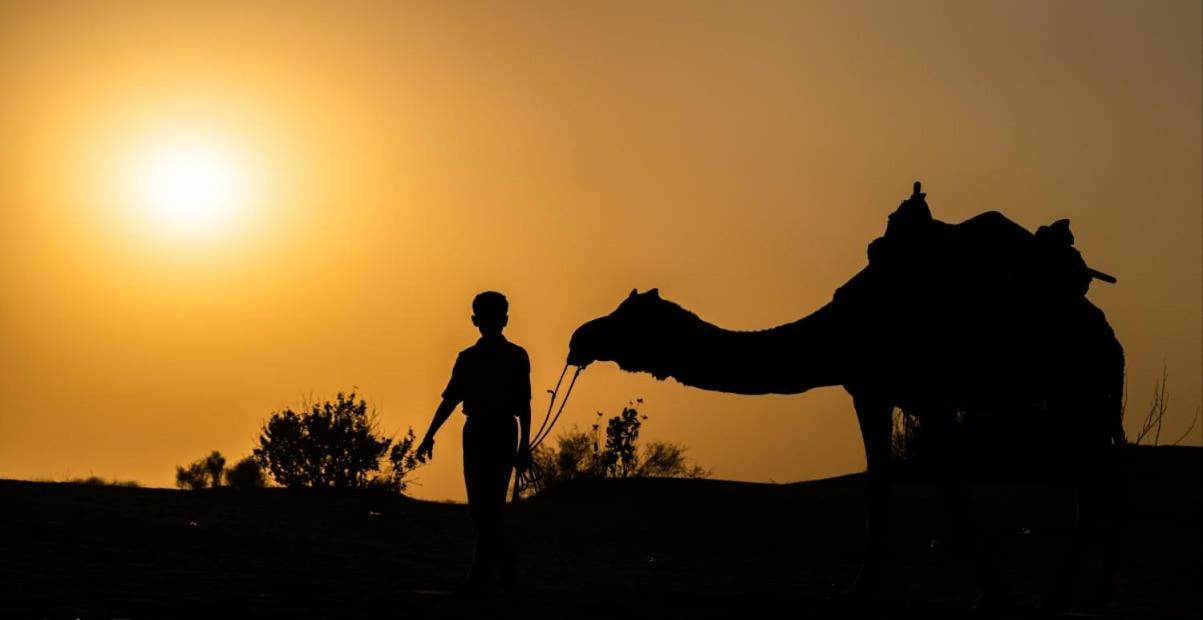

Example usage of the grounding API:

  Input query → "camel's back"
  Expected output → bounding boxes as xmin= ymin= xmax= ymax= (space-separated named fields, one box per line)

xmin=832 ymin=196 xmax=1124 ymax=440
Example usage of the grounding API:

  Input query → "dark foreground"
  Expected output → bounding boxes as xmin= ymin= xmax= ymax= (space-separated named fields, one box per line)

xmin=1 ymin=446 xmax=1198 ymax=619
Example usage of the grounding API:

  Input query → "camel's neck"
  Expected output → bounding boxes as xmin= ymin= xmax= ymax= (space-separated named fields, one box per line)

xmin=662 ymin=302 xmax=846 ymax=396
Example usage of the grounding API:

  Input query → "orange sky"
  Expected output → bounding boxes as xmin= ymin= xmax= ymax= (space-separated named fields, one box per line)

xmin=1 ymin=0 xmax=1199 ymax=500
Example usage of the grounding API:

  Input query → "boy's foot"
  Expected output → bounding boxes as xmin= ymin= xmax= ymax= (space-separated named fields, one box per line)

xmin=453 ymin=575 xmax=490 ymax=597
xmin=500 ymin=550 xmax=518 ymax=592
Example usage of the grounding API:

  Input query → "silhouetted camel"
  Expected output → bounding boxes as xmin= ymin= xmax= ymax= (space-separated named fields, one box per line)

xmin=566 ymin=188 xmax=1125 ymax=611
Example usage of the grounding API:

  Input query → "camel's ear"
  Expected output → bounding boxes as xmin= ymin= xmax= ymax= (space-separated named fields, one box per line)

xmin=629 ymin=288 xmax=638 ymax=298
xmin=648 ymin=288 xmax=660 ymax=299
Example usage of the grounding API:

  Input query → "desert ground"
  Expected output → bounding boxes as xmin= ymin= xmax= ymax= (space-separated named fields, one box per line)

xmin=1 ymin=446 xmax=1198 ymax=619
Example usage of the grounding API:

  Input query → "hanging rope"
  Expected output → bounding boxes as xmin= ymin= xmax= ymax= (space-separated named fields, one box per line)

xmin=529 ymin=364 xmax=569 ymax=448
xmin=512 ymin=363 xmax=584 ymax=502
xmin=532 ymin=365 xmax=582 ymax=450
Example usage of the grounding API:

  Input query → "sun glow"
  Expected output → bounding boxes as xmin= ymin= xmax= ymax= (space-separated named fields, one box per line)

xmin=126 ymin=132 xmax=251 ymax=238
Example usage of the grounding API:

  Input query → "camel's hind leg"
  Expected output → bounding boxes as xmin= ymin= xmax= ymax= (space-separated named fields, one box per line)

xmin=1043 ymin=297 xmax=1128 ymax=611
xmin=925 ymin=410 xmax=1010 ymax=610
xmin=1043 ymin=354 xmax=1127 ymax=612
xmin=1091 ymin=446 xmax=1128 ymax=609
xmin=1044 ymin=441 xmax=1128 ymax=612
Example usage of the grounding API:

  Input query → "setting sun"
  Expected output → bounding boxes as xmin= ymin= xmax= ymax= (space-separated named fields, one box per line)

xmin=123 ymin=131 xmax=250 ymax=238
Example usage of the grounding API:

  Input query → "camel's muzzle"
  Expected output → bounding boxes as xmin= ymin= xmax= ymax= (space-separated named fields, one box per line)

xmin=566 ymin=318 xmax=605 ymax=367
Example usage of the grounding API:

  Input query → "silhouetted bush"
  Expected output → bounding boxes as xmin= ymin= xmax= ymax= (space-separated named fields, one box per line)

xmin=636 ymin=441 xmax=709 ymax=478
xmin=530 ymin=399 xmax=708 ymax=494
xmin=366 ymin=428 xmax=422 ymax=493
xmin=600 ymin=403 xmax=643 ymax=478
xmin=224 ymin=456 xmax=266 ymax=489
xmin=68 ymin=476 xmax=141 ymax=487
xmin=531 ymin=428 xmax=599 ymax=489
xmin=175 ymin=451 xmax=226 ymax=490
xmin=204 ymin=451 xmax=225 ymax=487
xmin=175 ymin=462 xmax=208 ymax=490
xmin=253 ymin=391 xmax=422 ymax=491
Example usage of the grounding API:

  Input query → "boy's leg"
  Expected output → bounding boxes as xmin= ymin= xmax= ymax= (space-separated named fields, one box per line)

xmin=497 ymin=430 xmax=518 ymax=590
xmin=463 ymin=420 xmax=494 ymax=588
xmin=463 ymin=417 xmax=519 ymax=588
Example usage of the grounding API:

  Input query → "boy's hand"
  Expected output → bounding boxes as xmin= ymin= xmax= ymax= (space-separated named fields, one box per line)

xmin=416 ymin=436 xmax=435 ymax=463
xmin=515 ymin=445 xmax=534 ymax=473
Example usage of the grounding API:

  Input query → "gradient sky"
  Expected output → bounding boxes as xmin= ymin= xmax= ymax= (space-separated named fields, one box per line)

xmin=1 ymin=0 xmax=1199 ymax=500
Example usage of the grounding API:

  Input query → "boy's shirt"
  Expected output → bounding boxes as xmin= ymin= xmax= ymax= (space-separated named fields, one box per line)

xmin=442 ymin=335 xmax=531 ymax=418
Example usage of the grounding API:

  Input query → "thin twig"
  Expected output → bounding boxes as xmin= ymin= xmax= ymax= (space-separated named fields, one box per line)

xmin=1171 ymin=407 xmax=1200 ymax=446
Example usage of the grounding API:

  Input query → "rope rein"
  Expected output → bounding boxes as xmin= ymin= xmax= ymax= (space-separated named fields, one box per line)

xmin=532 ymin=365 xmax=582 ymax=450
xmin=512 ymin=362 xmax=584 ymax=502
xmin=529 ymin=364 xmax=569 ymax=448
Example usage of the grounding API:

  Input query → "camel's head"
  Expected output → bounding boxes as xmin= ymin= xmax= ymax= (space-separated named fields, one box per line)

xmin=567 ymin=288 xmax=695 ymax=379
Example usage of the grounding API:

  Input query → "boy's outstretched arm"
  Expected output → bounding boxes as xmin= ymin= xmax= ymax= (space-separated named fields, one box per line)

xmin=417 ymin=398 xmax=457 ymax=462
xmin=420 ymin=353 xmax=466 ymax=462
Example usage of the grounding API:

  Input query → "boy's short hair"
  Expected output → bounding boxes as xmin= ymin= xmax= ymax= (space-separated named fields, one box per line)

xmin=472 ymin=291 xmax=508 ymax=320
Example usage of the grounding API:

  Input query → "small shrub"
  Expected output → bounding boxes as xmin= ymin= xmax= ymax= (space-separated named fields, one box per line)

xmin=368 ymin=428 xmax=422 ymax=493
xmin=253 ymin=391 xmax=422 ymax=491
xmin=600 ymin=403 xmax=643 ymax=478
xmin=225 ymin=456 xmax=266 ymax=489
xmin=203 ymin=451 xmax=226 ymax=487
xmin=528 ymin=399 xmax=708 ymax=495
xmin=637 ymin=441 xmax=709 ymax=478
xmin=175 ymin=451 xmax=226 ymax=489
xmin=531 ymin=427 xmax=598 ymax=489
xmin=175 ymin=463 xmax=208 ymax=490
xmin=69 ymin=476 xmax=141 ymax=487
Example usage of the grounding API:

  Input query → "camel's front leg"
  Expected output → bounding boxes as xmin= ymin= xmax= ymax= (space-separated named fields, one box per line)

xmin=851 ymin=393 xmax=894 ymax=596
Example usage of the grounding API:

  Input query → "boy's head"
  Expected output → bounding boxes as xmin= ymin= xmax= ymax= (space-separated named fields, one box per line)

xmin=471 ymin=291 xmax=509 ymax=336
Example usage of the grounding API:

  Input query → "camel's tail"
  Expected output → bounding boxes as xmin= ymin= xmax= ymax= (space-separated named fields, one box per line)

xmin=1080 ymin=300 xmax=1127 ymax=447
xmin=1106 ymin=333 xmax=1128 ymax=447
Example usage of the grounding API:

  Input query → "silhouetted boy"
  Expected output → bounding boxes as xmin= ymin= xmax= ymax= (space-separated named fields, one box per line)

xmin=417 ymin=291 xmax=532 ymax=591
